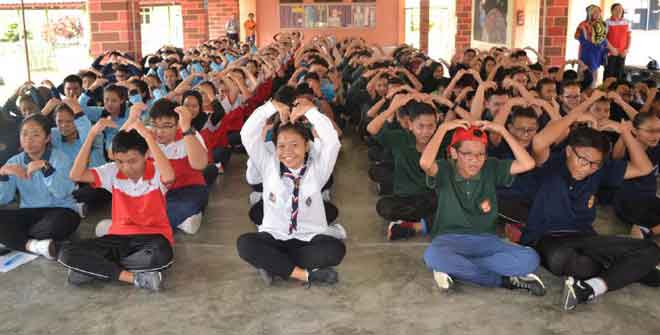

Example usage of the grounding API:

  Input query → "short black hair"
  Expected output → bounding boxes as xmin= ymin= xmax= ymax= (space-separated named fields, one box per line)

xmin=63 ymin=74 xmax=83 ymax=87
xmin=104 ymin=84 xmax=128 ymax=100
xmin=112 ymin=129 xmax=148 ymax=155
xmin=567 ymin=126 xmax=611 ymax=157
xmin=21 ymin=113 xmax=51 ymax=136
xmin=81 ymin=71 xmax=97 ymax=81
xmin=271 ymin=117 xmax=313 ymax=146
xmin=273 ymin=85 xmax=297 ymax=107
xmin=536 ymin=77 xmax=556 ymax=93
xmin=54 ymin=102 xmax=75 ymax=117
xmin=149 ymin=98 xmax=179 ymax=121
xmin=508 ymin=106 xmax=539 ymax=125
xmin=633 ymin=111 xmax=659 ymax=129
xmin=486 ymin=87 xmax=509 ymax=100
xmin=181 ymin=90 xmax=203 ymax=112
xmin=405 ymin=101 xmax=437 ymax=121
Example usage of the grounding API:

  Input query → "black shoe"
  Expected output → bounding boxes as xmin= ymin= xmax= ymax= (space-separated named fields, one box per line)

xmin=502 ymin=274 xmax=546 ymax=296
xmin=67 ymin=269 xmax=96 ymax=286
xmin=306 ymin=268 xmax=339 ymax=287
xmin=387 ymin=221 xmax=417 ymax=241
xmin=561 ymin=277 xmax=594 ymax=311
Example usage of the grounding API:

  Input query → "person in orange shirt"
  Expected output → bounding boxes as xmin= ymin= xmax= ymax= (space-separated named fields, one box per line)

xmin=244 ymin=13 xmax=257 ymax=47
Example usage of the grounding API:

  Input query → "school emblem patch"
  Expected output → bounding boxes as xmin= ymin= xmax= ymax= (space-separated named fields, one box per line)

xmin=587 ymin=195 xmax=595 ymax=209
xmin=269 ymin=192 xmax=276 ymax=203
xmin=480 ymin=198 xmax=492 ymax=213
xmin=305 ymin=197 xmax=312 ymax=207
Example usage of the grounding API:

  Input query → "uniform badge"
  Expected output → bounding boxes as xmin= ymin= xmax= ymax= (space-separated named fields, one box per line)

xmin=305 ymin=197 xmax=312 ymax=207
xmin=480 ymin=198 xmax=492 ymax=213
xmin=587 ymin=195 xmax=595 ymax=209
xmin=269 ymin=192 xmax=276 ymax=203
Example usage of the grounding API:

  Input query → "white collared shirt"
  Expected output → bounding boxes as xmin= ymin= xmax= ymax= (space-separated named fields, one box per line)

xmin=241 ymin=101 xmax=341 ymax=241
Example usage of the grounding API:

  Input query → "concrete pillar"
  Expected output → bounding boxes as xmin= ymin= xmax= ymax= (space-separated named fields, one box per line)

xmin=538 ymin=0 xmax=569 ymax=65
xmin=455 ymin=0 xmax=472 ymax=52
xmin=207 ymin=0 xmax=239 ymax=40
xmin=88 ymin=0 xmax=142 ymax=59
xmin=181 ymin=0 xmax=209 ymax=48
xmin=420 ymin=0 xmax=429 ymax=53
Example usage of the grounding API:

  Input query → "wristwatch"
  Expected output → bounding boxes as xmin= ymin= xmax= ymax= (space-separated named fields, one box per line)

xmin=182 ymin=128 xmax=196 ymax=137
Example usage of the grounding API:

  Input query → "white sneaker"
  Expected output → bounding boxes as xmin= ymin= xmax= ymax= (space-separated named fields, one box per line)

xmin=322 ymin=189 xmax=332 ymax=202
xmin=248 ymin=191 xmax=262 ymax=206
xmin=75 ymin=202 xmax=87 ymax=218
xmin=433 ymin=271 xmax=454 ymax=291
xmin=323 ymin=222 xmax=347 ymax=240
xmin=27 ymin=239 xmax=55 ymax=260
xmin=95 ymin=219 xmax=112 ymax=237
xmin=178 ymin=213 xmax=202 ymax=235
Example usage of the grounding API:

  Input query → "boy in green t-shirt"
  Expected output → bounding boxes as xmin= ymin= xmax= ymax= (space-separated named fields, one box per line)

xmin=367 ymin=94 xmax=454 ymax=240
xmin=419 ymin=120 xmax=545 ymax=295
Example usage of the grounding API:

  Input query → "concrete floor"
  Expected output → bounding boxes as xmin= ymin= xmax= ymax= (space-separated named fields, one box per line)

xmin=1 ymin=132 xmax=659 ymax=335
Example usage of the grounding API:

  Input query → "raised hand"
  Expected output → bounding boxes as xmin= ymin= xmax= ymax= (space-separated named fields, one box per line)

xmin=26 ymin=160 xmax=47 ymax=178
xmin=174 ymin=106 xmax=193 ymax=130
xmin=0 ymin=164 xmax=28 ymax=179
xmin=90 ymin=116 xmax=117 ymax=137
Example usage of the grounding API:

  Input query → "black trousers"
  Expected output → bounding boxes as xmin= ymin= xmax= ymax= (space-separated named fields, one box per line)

xmin=614 ymin=197 xmax=660 ymax=230
xmin=249 ymin=200 xmax=339 ymax=226
xmin=73 ymin=184 xmax=112 ymax=208
xmin=533 ymin=232 xmax=660 ymax=290
xmin=58 ymin=234 xmax=173 ymax=281
xmin=236 ymin=232 xmax=346 ymax=278
xmin=0 ymin=208 xmax=80 ymax=251
xmin=368 ymin=163 xmax=393 ymax=195
xmin=376 ymin=192 xmax=437 ymax=227
xmin=605 ymin=55 xmax=626 ymax=80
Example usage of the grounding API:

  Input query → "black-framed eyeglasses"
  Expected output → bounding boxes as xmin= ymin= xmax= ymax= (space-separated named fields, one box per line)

xmin=510 ymin=126 xmax=538 ymax=135
xmin=457 ymin=150 xmax=487 ymax=161
xmin=570 ymin=146 xmax=601 ymax=169
xmin=636 ymin=127 xmax=660 ymax=135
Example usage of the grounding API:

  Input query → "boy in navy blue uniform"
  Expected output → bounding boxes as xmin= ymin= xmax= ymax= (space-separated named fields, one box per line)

xmin=524 ymin=108 xmax=660 ymax=310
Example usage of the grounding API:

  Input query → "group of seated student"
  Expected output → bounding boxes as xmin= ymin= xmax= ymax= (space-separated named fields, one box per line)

xmin=348 ymin=40 xmax=660 ymax=309
xmin=0 ymin=30 xmax=659 ymax=311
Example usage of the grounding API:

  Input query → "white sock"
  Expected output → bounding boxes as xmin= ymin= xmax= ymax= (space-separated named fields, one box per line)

xmin=585 ymin=277 xmax=608 ymax=297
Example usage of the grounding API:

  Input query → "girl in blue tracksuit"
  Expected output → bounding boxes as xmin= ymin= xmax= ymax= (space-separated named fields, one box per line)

xmin=0 ymin=114 xmax=80 ymax=259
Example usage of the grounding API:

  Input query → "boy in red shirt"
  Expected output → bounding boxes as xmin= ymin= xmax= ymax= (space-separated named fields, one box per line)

xmin=59 ymin=117 xmax=176 ymax=291
xmin=150 ymin=99 xmax=209 ymax=234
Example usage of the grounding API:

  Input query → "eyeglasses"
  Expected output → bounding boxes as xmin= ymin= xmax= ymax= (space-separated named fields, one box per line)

xmin=457 ymin=150 xmax=487 ymax=161
xmin=636 ymin=127 xmax=660 ymax=135
xmin=151 ymin=123 xmax=177 ymax=131
xmin=510 ymin=126 xmax=538 ymax=135
xmin=570 ymin=146 xmax=602 ymax=169
xmin=563 ymin=95 xmax=581 ymax=100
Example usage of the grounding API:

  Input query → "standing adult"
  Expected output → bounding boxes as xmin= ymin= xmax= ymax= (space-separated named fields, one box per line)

xmin=225 ymin=14 xmax=240 ymax=45
xmin=244 ymin=13 xmax=257 ymax=47
xmin=605 ymin=3 xmax=631 ymax=80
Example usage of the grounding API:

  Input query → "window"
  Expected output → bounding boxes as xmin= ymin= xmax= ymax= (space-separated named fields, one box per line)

xmin=140 ymin=8 xmax=151 ymax=25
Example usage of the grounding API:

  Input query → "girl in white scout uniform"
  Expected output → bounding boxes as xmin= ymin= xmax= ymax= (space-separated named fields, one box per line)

xmin=237 ymin=86 xmax=346 ymax=286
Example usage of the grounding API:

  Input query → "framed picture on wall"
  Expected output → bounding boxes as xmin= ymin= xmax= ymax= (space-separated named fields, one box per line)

xmin=279 ymin=1 xmax=375 ymax=29
xmin=471 ymin=0 xmax=512 ymax=47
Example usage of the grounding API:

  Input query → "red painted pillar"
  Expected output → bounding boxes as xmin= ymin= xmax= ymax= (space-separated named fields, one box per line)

xmin=181 ymin=0 xmax=210 ymax=48
xmin=207 ymin=0 xmax=240 ymax=40
xmin=420 ymin=0 xmax=430 ymax=53
xmin=88 ymin=0 xmax=142 ymax=59
xmin=455 ymin=0 xmax=472 ymax=53
xmin=539 ymin=0 xmax=569 ymax=66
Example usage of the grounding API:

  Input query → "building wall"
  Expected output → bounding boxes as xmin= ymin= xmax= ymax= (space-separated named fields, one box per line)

xmin=254 ymin=0 xmax=405 ymax=48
